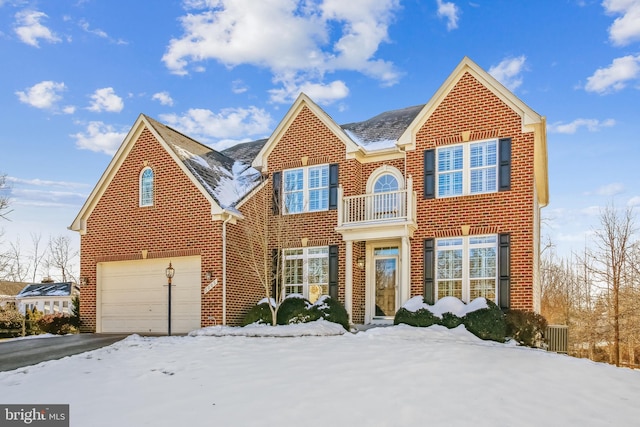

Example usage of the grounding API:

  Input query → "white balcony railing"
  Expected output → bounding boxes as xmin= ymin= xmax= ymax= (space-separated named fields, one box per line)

xmin=338 ymin=177 xmax=415 ymax=227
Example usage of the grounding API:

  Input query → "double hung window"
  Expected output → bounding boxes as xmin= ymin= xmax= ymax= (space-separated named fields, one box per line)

xmin=283 ymin=165 xmax=329 ymax=213
xmin=283 ymin=247 xmax=329 ymax=303
xmin=436 ymin=235 xmax=498 ymax=303
xmin=437 ymin=139 xmax=497 ymax=197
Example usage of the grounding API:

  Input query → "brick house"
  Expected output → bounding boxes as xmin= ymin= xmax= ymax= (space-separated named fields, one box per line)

xmin=70 ymin=57 xmax=548 ymax=333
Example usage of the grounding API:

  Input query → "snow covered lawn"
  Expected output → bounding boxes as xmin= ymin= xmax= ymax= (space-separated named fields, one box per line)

xmin=1 ymin=322 xmax=639 ymax=426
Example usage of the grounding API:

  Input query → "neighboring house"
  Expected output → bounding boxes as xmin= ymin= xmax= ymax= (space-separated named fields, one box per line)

xmin=16 ymin=282 xmax=80 ymax=316
xmin=70 ymin=57 xmax=548 ymax=333
xmin=0 ymin=280 xmax=26 ymax=309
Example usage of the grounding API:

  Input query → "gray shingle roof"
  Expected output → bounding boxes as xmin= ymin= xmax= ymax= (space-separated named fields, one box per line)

xmin=341 ymin=104 xmax=425 ymax=148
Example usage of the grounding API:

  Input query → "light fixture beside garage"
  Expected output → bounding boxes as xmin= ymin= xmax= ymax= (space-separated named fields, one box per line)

xmin=165 ymin=262 xmax=175 ymax=336
xmin=79 ymin=276 xmax=89 ymax=286
xmin=205 ymin=270 xmax=213 ymax=281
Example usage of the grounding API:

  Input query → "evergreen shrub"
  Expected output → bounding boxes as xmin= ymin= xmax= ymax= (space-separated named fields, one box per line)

xmin=505 ymin=309 xmax=548 ymax=347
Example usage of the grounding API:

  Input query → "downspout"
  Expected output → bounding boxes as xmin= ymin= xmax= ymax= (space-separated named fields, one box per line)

xmin=222 ymin=213 xmax=233 ymax=326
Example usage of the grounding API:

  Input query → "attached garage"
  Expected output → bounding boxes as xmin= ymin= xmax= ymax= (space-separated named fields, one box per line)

xmin=97 ymin=256 xmax=201 ymax=334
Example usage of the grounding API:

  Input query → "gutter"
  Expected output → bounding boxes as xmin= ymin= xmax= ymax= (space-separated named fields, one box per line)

xmin=221 ymin=211 xmax=234 ymax=326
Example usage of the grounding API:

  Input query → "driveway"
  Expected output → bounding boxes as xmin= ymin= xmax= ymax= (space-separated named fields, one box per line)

xmin=0 ymin=334 xmax=128 ymax=372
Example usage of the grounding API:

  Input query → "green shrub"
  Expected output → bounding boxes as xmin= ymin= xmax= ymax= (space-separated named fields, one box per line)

xmin=462 ymin=299 xmax=506 ymax=342
xmin=310 ymin=296 xmax=349 ymax=330
xmin=276 ymin=296 xmax=314 ymax=325
xmin=242 ymin=302 xmax=273 ymax=326
xmin=441 ymin=312 xmax=463 ymax=329
xmin=25 ymin=308 xmax=43 ymax=335
xmin=505 ymin=309 xmax=548 ymax=347
xmin=37 ymin=313 xmax=78 ymax=335
xmin=394 ymin=307 xmax=440 ymax=327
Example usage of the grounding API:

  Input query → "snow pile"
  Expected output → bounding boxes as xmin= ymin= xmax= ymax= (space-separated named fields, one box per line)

xmin=402 ymin=295 xmax=489 ymax=318
xmin=2 ymin=324 xmax=640 ymax=426
xmin=189 ymin=318 xmax=346 ymax=337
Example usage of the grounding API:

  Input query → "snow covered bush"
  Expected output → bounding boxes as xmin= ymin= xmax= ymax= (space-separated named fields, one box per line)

xmin=505 ymin=309 xmax=547 ymax=348
xmin=462 ymin=300 xmax=506 ymax=342
xmin=394 ymin=296 xmax=506 ymax=342
xmin=242 ymin=295 xmax=349 ymax=330
xmin=394 ymin=307 xmax=440 ymax=327
xmin=242 ymin=302 xmax=273 ymax=326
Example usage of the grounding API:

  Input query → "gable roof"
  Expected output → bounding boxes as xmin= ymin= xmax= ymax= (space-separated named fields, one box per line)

xmin=0 ymin=280 xmax=27 ymax=297
xmin=70 ymin=115 xmax=263 ymax=233
xmin=396 ymin=56 xmax=548 ymax=206
xmin=17 ymin=282 xmax=78 ymax=298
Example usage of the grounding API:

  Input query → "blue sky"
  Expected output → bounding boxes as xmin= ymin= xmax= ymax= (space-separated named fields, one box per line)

xmin=1 ymin=0 xmax=640 ymax=263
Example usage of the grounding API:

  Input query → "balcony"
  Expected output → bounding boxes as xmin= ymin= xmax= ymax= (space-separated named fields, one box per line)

xmin=336 ymin=177 xmax=417 ymax=240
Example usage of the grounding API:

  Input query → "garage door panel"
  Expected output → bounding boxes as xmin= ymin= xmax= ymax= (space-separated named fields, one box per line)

xmin=98 ymin=256 xmax=201 ymax=334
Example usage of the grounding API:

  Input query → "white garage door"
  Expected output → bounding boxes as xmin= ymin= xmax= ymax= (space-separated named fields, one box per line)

xmin=98 ymin=256 xmax=201 ymax=334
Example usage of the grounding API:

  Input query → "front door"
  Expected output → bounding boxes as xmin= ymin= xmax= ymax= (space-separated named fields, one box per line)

xmin=374 ymin=248 xmax=398 ymax=318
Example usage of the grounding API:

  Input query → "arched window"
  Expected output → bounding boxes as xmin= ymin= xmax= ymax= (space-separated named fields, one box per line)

xmin=140 ymin=167 xmax=154 ymax=207
xmin=366 ymin=166 xmax=404 ymax=220
xmin=374 ymin=174 xmax=399 ymax=193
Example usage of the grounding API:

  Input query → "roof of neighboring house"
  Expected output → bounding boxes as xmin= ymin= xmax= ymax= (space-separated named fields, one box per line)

xmin=0 ymin=280 xmax=27 ymax=297
xmin=341 ymin=104 xmax=425 ymax=150
xmin=17 ymin=282 xmax=78 ymax=298
xmin=144 ymin=115 xmax=263 ymax=209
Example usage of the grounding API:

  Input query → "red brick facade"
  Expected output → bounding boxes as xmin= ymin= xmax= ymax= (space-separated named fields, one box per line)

xmin=74 ymin=59 xmax=546 ymax=331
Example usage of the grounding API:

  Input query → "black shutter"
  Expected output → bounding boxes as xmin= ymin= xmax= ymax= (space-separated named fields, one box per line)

xmin=423 ymin=149 xmax=435 ymax=199
xmin=329 ymin=245 xmax=339 ymax=300
xmin=271 ymin=248 xmax=281 ymax=300
xmin=328 ymin=163 xmax=339 ymax=210
xmin=498 ymin=138 xmax=511 ymax=191
xmin=272 ymin=171 xmax=282 ymax=214
xmin=498 ymin=233 xmax=510 ymax=310
xmin=423 ymin=239 xmax=435 ymax=304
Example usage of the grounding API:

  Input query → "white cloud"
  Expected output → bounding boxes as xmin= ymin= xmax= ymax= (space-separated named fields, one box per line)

xmin=585 ymin=54 xmax=640 ymax=93
xmin=231 ymin=79 xmax=248 ymax=94
xmin=603 ymin=0 xmax=640 ymax=46
xmin=547 ymin=118 xmax=616 ymax=134
xmin=6 ymin=176 xmax=90 ymax=189
xmin=580 ymin=205 xmax=603 ymax=216
xmin=72 ymin=121 xmax=127 ymax=155
xmin=269 ymin=78 xmax=349 ymax=105
xmin=593 ymin=182 xmax=625 ymax=196
xmin=159 ymin=106 xmax=272 ymax=149
xmin=88 ymin=87 xmax=124 ymax=113
xmin=436 ymin=0 xmax=460 ymax=30
xmin=78 ymin=19 xmax=127 ymax=45
xmin=15 ymin=80 xmax=66 ymax=109
xmin=14 ymin=9 xmax=61 ymax=47
xmin=488 ymin=55 xmax=527 ymax=91
xmin=62 ymin=105 xmax=76 ymax=114
xmin=152 ymin=91 xmax=174 ymax=106
xmin=627 ymin=195 xmax=640 ymax=206
xmin=162 ymin=0 xmax=401 ymax=102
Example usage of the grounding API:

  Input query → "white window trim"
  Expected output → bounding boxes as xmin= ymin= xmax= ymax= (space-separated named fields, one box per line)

xmin=366 ymin=164 xmax=404 ymax=193
xmin=435 ymin=235 xmax=498 ymax=303
xmin=436 ymin=139 xmax=498 ymax=198
xmin=283 ymin=246 xmax=329 ymax=301
xmin=283 ymin=164 xmax=329 ymax=214
xmin=139 ymin=167 xmax=154 ymax=207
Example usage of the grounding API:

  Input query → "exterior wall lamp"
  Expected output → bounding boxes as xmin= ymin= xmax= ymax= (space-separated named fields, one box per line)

xmin=79 ymin=276 xmax=89 ymax=286
xmin=357 ymin=257 xmax=365 ymax=270
xmin=165 ymin=262 xmax=175 ymax=336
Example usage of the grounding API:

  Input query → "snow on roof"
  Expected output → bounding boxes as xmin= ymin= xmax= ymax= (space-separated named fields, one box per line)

xmin=17 ymin=282 xmax=75 ymax=298
xmin=341 ymin=104 xmax=424 ymax=150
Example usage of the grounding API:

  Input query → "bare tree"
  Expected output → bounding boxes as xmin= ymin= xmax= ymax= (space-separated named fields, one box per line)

xmin=46 ymin=234 xmax=78 ymax=283
xmin=586 ymin=204 xmax=636 ymax=366
xmin=4 ymin=237 xmax=29 ymax=282
xmin=235 ymin=180 xmax=293 ymax=325
xmin=0 ymin=173 xmax=11 ymax=221
xmin=29 ymin=233 xmax=47 ymax=283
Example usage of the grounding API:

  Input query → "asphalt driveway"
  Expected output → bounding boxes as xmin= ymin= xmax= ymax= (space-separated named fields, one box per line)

xmin=0 ymin=334 xmax=128 ymax=372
